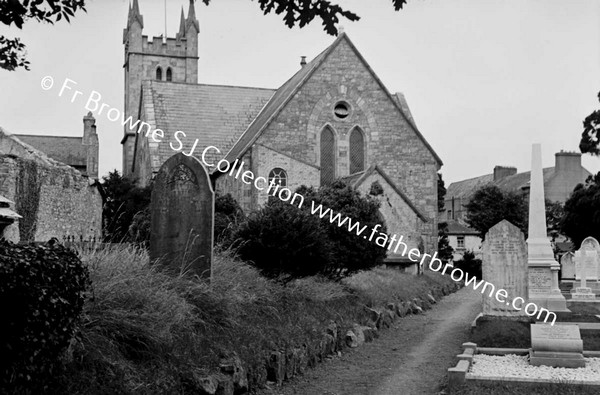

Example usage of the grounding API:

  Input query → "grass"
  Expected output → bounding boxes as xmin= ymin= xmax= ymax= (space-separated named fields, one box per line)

xmin=471 ymin=318 xmax=600 ymax=351
xmin=453 ymin=381 xmax=600 ymax=395
xmin=42 ymin=245 xmax=455 ymax=394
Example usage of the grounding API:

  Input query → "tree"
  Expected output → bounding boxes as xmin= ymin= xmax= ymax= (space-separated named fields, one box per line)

xmin=580 ymin=91 xmax=600 ymax=156
xmin=100 ymin=171 xmax=151 ymax=243
xmin=465 ymin=185 xmax=528 ymax=239
xmin=1 ymin=1 xmax=87 ymax=71
xmin=200 ymin=0 xmax=407 ymax=36
xmin=560 ymin=172 xmax=600 ymax=247
xmin=453 ymin=250 xmax=482 ymax=280
xmin=437 ymin=173 xmax=453 ymax=263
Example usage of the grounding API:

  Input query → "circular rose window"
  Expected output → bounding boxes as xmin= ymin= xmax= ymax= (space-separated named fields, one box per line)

xmin=333 ymin=101 xmax=350 ymax=119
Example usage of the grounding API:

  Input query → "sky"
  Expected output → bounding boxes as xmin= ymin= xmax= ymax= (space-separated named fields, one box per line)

xmin=1 ymin=0 xmax=599 ymax=185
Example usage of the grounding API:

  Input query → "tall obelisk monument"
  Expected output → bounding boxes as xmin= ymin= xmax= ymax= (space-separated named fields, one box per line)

xmin=527 ymin=144 xmax=569 ymax=312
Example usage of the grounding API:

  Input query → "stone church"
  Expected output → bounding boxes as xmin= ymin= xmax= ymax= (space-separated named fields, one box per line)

xmin=123 ymin=0 xmax=443 ymax=256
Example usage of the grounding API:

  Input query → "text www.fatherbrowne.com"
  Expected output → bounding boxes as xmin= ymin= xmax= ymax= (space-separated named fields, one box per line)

xmin=43 ymin=75 xmax=557 ymax=326
xmin=310 ymin=202 xmax=556 ymax=325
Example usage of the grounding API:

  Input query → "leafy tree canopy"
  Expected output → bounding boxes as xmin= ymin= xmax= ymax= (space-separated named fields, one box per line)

xmin=100 ymin=171 xmax=151 ymax=243
xmin=437 ymin=173 xmax=453 ymax=263
xmin=465 ymin=185 xmax=528 ymax=239
xmin=2 ymin=0 xmax=409 ymax=71
xmin=1 ymin=0 xmax=86 ymax=71
xmin=580 ymin=91 xmax=600 ymax=156
xmin=202 ymin=0 xmax=407 ymax=35
xmin=561 ymin=172 xmax=600 ymax=247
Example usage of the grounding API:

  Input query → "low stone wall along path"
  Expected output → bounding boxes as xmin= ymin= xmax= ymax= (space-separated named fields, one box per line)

xmin=262 ymin=286 xmax=482 ymax=395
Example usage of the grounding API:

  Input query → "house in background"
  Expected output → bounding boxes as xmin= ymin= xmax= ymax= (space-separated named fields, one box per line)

xmin=15 ymin=112 xmax=99 ymax=179
xmin=445 ymin=219 xmax=481 ymax=261
xmin=444 ymin=151 xmax=591 ymax=222
xmin=442 ymin=150 xmax=591 ymax=260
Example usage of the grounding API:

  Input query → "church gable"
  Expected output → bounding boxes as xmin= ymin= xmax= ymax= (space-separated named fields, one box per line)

xmin=343 ymin=165 xmax=427 ymax=257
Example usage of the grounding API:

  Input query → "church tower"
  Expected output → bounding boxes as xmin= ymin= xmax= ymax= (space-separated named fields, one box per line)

xmin=121 ymin=0 xmax=199 ymax=176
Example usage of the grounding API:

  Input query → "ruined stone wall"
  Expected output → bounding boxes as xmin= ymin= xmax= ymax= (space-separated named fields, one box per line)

xmin=0 ymin=156 xmax=102 ymax=242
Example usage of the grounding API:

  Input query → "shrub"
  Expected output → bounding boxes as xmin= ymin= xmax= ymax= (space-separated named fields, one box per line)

xmin=0 ymin=240 xmax=89 ymax=391
xmin=234 ymin=199 xmax=332 ymax=279
xmin=214 ymin=193 xmax=245 ymax=246
xmin=453 ymin=250 xmax=482 ymax=280
xmin=299 ymin=180 xmax=388 ymax=277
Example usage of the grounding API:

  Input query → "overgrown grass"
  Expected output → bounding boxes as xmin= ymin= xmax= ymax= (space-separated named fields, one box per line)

xmin=47 ymin=246 xmax=455 ymax=393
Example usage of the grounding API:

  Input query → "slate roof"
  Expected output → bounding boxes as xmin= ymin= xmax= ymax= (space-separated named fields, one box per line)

xmin=447 ymin=167 xmax=557 ymax=202
xmin=341 ymin=164 xmax=428 ymax=222
xmin=138 ymin=81 xmax=275 ymax=169
xmin=219 ymin=32 xmax=442 ymax=168
xmin=13 ymin=135 xmax=86 ymax=167
xmin=445 ymin=220 xmax=479 ymax=236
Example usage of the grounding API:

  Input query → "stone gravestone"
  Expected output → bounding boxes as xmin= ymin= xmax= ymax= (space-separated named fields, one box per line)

xmin=482 ymin=220 xmax=528 ymax=317
xmin=530 ymin=323 xmax=585 ymax=368
xmin=150 ymin=153 xmax=214 ymax=279
xmin=560 ymin=252 xmax=576 ymax=281
xmin=575 ymin=237 xmax=600 ymax=284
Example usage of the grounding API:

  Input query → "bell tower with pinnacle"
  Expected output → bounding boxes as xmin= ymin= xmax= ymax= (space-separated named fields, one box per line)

xmin=121 ymin=0 xmax=199 ymax=176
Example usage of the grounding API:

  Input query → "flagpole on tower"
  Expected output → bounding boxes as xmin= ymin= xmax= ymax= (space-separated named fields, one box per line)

xmin=164 ymin=0 xmax=167 ymax=42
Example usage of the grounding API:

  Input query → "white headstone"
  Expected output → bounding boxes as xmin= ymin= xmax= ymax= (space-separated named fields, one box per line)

xmin=560 ymin=252 xmax=575 ymax=280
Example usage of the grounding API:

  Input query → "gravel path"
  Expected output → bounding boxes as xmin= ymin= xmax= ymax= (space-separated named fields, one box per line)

xmin=260 ymin=285 xmax=482 ymax=395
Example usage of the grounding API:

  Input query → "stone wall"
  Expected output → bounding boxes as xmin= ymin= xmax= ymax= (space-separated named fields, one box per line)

xmin=253 ymin=144 xmax=319 ymax=207
xmin=0 ymin=128 xmax=102 ymax=242
xmin=354 ymin=173 xmax=425 ymax=256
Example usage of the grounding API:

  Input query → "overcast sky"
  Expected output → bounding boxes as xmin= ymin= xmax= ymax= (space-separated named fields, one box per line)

xmin=1 ymin=0 xmax=599 ymax=184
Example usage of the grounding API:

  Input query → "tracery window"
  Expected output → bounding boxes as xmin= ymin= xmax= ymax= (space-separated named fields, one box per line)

xmin=268 ymin=168 xmax=287 ymax=187
xmin=156 ymin=67 xmax=163 ymax=80
xmin=166 ymin=67 xmax=172 ymax=81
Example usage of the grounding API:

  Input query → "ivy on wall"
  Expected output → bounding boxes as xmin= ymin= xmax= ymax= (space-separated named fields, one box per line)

xmin=15 ymin=160 xmax=41 ymax=242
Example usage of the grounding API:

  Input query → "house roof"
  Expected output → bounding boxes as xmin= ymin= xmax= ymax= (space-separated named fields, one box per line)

xmin=138 ymin=81 xmax=275 ymax=170
xmin=446 ymin=167 xmax=557 ymax=202
xmin=1 ymin=127 xmax=77 ymax=171
xmin=13 ymin=135 xmax=87 ymax=167
xmin=219 ymin=32 xmax=442 ymax=170
xmin=445 ymin=220 xmax=480 ymax=235
xmin=341 ymin=164 xmax=428 ymax=222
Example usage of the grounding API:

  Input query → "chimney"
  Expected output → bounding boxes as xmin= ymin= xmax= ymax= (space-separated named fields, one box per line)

xmin=555 ymin=150 xmax=581 ymax=174
xmin=300 ymin=56 xmax=307 ymax=67
xmin=493 ymin=165 xmax=517 ymax=181
xmin=83 ymin=111 xmax=95 ymax=145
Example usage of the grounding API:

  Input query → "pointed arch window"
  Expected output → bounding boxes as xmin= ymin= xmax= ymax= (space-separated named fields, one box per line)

xmin=166 ymin=67 xmax=172 ymax=82
xmin=156 ymin=67 xmax=163 ymax=80
xmin=320 ymin=127 xmax=335 ymax=186
xmin=349 ymin=127 xmax=365 ymax=174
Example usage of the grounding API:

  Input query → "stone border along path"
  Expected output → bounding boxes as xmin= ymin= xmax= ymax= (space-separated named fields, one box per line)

xmin=260 ymin=286 xmax=482 ymax=395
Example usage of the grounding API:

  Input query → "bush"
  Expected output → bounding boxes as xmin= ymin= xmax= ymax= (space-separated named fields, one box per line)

xmin=299 ymin=180 xmax=388 ymax=277
xmin=234 ymin=199 xmax=332 ymax=279
xmin=214 ymin=193 xmax=245 ymax=246
xmin=453 ymin=250 xmax=482 ymax=280
xmin=0 ymin=240 xmax=89 ymax=391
